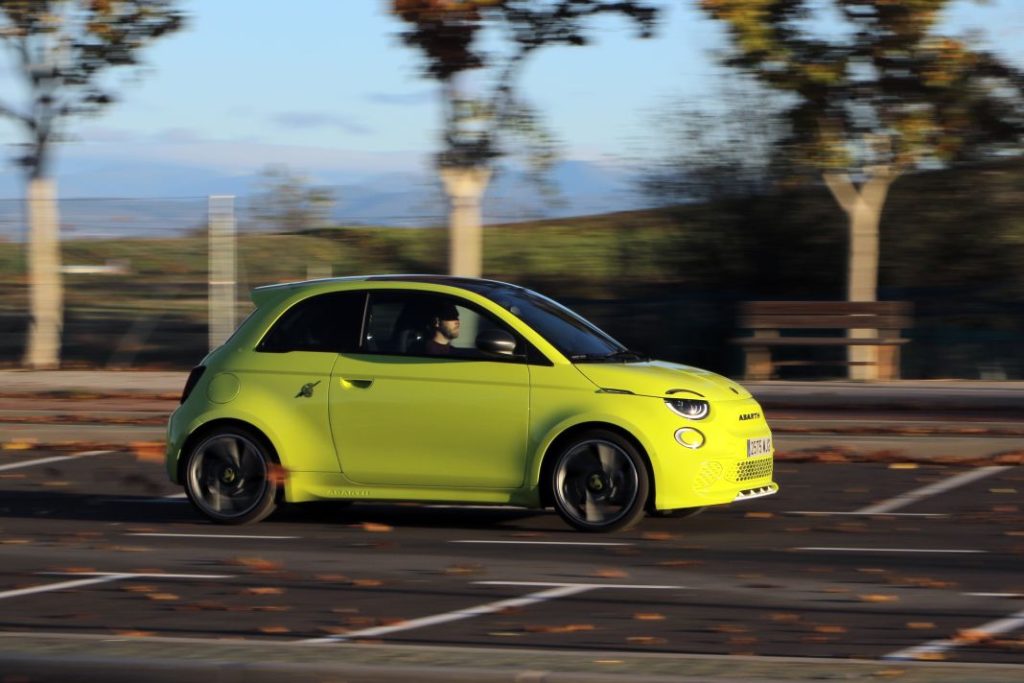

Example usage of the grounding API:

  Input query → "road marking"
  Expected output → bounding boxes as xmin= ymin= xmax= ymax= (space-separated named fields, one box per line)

xmin=857 ymin=466 xmax=1011 ymax=514
xmin=966 ymin=593 xmax=1024 ymax=598
xmin=452 ymin=540 xmax=632 ymax=547
xmin=793 ymin=547 xmax=985 ymax=554
xmin=303 ymin=580 xmax=684 ymax=644
xmin=44 ymin=571 xmax=233 ymax=579
xmin=1 ymin=571 xmax=231 ymax=601
xmin=478 ymin=581 xmax=686 ymax=590
xmin=128 ymin=533 xmax=299 ymax=540
xmin=788 ymin=511 xmax=948 ymax=518
xmin=886 ymin=606 xmax=1024 ymax=661
xmin=0 ymin=575 xmax=126 ymax=601
xmin=0 ymin=449 xmax=115 ymax=472
xmin=303 ymin=583 xmax=596 ymax=643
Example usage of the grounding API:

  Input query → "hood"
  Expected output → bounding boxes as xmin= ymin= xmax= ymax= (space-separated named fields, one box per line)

xmin=574 ymin=361 xmax=751 ymax=401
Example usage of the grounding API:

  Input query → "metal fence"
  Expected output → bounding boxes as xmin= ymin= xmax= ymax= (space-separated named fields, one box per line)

xmin=1 ymin=195 xmax=1022 ymax=378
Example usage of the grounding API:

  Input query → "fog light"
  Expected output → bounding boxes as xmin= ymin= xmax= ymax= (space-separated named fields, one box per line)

xmin=675 ymin=427 xmax=705 ymax=449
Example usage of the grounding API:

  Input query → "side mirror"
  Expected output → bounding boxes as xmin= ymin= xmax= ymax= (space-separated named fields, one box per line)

xmin=476 ymin=329 xmax=517 ymax=356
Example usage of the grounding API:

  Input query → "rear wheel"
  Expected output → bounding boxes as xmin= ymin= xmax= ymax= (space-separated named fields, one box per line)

xmin=550 ymin=429 xmax=649 ymax=532
xmin=184 ymin=426 xmax=278 ymax=525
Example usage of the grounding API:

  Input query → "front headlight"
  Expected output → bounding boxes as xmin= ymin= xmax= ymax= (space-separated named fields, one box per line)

xmin=665 ymin=398 xmax=709 ymax=420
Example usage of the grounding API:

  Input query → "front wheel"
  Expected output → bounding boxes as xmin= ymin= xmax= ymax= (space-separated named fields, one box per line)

xmin=550 ymin=430 xmax=650 ymax=532
xmin=184 ymin=426 xmax=278 ymax=525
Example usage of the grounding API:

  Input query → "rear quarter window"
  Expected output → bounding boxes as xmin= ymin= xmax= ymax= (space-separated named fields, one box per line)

xmin=257 ymin=291 xmax=366 ymax=353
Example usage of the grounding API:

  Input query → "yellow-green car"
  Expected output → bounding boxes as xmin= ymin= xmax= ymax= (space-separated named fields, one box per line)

xmin=166 ymin=275 xmax=777 ymax=532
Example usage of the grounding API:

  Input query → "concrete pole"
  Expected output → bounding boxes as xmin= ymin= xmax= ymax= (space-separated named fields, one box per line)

xmin=440 ymin=166 xmax=491 ymax=278
xmin=208 ymin=195 xmax=237 ymax=351
xmin=23 ymin=178 xmax=63 ymax=369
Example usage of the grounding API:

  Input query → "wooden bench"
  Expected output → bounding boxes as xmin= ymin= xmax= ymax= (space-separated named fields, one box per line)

xmin=734 ymin=301 xmax=912 ymax=380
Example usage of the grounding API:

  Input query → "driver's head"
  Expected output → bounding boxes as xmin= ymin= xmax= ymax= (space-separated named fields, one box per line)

xmin=433 ymin=303 xmax=460 ymax=341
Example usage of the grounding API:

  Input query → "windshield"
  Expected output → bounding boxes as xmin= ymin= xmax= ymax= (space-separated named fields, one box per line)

xmin=485 ymin=287 xmax=628 ymax=359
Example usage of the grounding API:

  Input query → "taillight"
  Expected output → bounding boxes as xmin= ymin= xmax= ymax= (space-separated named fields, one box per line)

xmin=180 ymin=366 xmax=206 ymax=404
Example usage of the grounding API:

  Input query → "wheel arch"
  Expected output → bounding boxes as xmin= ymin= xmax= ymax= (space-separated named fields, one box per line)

xmin=537 ymin=421 xmax=656 ymax=510
xmin=176 ymin=418 xmax=281 ymax=486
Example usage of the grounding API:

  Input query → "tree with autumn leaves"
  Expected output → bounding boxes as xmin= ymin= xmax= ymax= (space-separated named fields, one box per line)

xmin=390 ymin=0 xmax=659 ymax=277
xmin=0 ymin=1 xmax=184 ymax=368
xmin=700 ymin=0 xmax=1024 ymax=377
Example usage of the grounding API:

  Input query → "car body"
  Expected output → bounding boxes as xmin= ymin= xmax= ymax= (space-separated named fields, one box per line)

xmin=166 ymin=275 xmax=777 ymax=531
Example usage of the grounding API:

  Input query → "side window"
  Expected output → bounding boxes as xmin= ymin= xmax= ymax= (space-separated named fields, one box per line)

xmin=257 ymin=291 xmax=366 ymax=353
xmin=362 ymin=290 xmax=522 ymax=360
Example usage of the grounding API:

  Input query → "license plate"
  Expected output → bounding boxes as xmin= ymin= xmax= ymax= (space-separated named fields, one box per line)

xmin=747 ymin=437 xmax=772 ymax=458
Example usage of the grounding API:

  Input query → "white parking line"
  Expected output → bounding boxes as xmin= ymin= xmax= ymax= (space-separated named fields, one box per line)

xmin=0 ymin=449 xmax=115 ymax=472
xmin=1 ymin=571 xmax=231 ymax=601
xmin=304 ymin=583 xmax=595 ymax=643
xmin=0 ymin=575 xmax=126 ymax=601
xmin=478 ymin=581 xmax=686 ymax=590
xmin=452 ymin=540 xmax=632 ymax=547
xmin=788 ymin=511 xmax=948 ymax=518
xmin=886 ymin=606 xmax=1024 ymax=661
xmin=303 ymin=580 xmax=684 ymax=644
xmin=793 ymin=547 xmax=985 ymax=554
xmin=857 ymin=466 xmax=1011 ymax=514
xmin=128 ymin=533 xmax=299 ymax=540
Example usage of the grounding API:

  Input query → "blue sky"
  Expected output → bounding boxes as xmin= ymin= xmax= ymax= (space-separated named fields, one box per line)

xmin=1 ymin=0 xmax=1022 ymax=192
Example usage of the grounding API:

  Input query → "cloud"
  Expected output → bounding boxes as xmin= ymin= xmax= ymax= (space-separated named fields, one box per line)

xmin=365 ymin=91 xmax=434 ymax=106
xmin=271 ymin=112 xmax=372 ymax=136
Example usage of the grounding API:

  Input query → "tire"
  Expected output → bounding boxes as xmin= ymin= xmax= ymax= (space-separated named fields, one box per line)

xmin=184 ymin=425 xmax=279 ymax=525
xmin=649 ymin=506 xmax=706 ymax=519
xmin=550 ymin=429 xmax=650 ymax=533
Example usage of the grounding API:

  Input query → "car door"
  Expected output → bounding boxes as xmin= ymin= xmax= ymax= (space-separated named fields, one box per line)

xmin=329 ymin=289 xmax=531 ymax=489
xmin=243 ymin=289 xmax=366 ymax=473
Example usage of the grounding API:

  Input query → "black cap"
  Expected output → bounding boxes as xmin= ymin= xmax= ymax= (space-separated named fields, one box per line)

xmin=435 ymin=303 xmax=460 ymax=321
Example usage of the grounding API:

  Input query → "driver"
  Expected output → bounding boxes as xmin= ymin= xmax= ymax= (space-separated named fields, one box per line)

xmin=424 ymin=302 xmax=460 ymax=355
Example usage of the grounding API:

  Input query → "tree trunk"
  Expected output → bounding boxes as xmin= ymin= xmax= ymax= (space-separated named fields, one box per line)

xmin=823 ymin=170 xmax=895 ymax=381
xmin=440 ymin=166 xmax=491 ymax=278
xmin=23 ymin=177 xmax=63 ymax=369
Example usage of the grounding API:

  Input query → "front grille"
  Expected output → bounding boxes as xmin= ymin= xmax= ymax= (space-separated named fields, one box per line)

xmin=736 ymin=457 xmax=773 ymax=482
xmin=695 ymin=461 xmax=724 ymax=491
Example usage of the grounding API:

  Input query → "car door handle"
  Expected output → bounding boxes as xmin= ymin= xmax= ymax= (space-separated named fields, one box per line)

xmin=340 ymin=378 xmax=374 ymax=389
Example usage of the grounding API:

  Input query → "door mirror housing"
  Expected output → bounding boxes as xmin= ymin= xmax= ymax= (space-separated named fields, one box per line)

xmin=476 ymin=329 xmax=517 ymax=356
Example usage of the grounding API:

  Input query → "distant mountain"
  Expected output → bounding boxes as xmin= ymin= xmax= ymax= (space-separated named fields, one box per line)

xmin=0 ymin=157 xmax=648 ymax=238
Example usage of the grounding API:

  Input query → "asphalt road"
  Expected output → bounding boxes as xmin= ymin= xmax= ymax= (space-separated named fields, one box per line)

xmin=1 ymin=443 xmax=1022 ymax=681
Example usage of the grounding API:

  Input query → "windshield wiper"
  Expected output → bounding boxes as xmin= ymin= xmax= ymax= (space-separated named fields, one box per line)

xmin=604 ymin=349 xmax=649 ymax=362
xmin=569 ymin=350 xmax=649 ymax=363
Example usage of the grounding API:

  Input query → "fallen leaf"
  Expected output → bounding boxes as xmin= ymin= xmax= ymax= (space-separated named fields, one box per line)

xmin=592 ymin=568 xmax=627 ymax=579
xmin=258 ymin=626 xmax=290 ymax=634
xmin=359 ymin=522 xmax=393 ymax=533
xmin=131 ymin=442 xmax=164 ymax=463
xmin=627 ymin=636 xmax=666 ymax=645
xmin=633 ymin=613 xmax=665 ymax=621
xmin=442 ymin=564 xmax=485 ymax=576
xmin=351 ymin=579 xmax=383 ymax=588
xmin=229 ymin=557 xmax=283 ymax=573
xmin=814 ymin=625 xmax=847 ymax=634
xmin=954 ymin=629 xmax=993 ymax=644
xmin=744 ymin=512 xmax=774 ymax=519
xmin=888 ymin=463 xmax=918 ymax=470
xmin=121 ymin=585 xmax=157 ymax=594
xmin=525 ymin=623 xmax=595 ymax=634
xmin=859 ymin=594 xmax=899 ymax=603
xmin=145 ymin=593 xmax=179 ymax=601
xmin=907 ymin=622 xmax=936 ymax=630
xmin=641 ymin=532 xmax=673 ymax=541
xmin=769 ymin=613 xmax=801 ymax=623
xmin=114 ymin=630 xmax=155 ymax=638
xmin=242 ymin=587 xmax=284 ymax=596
